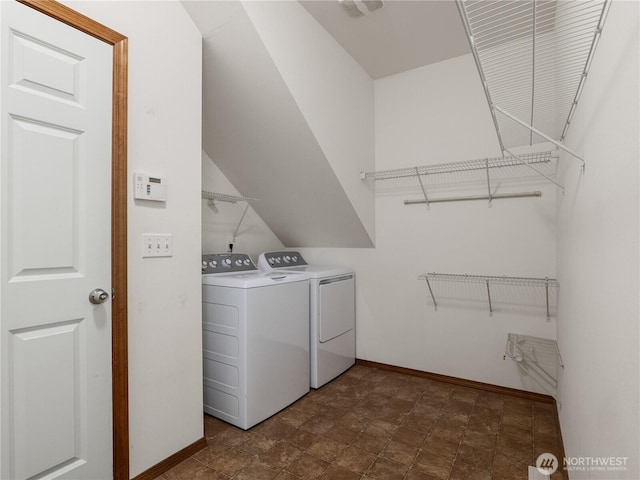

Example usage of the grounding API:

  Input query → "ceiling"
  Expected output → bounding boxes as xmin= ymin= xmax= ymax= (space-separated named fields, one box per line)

xmin=299 ymin=0 xmax=471 ymax=79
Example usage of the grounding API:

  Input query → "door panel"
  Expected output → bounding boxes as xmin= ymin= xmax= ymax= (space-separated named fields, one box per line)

xmin=9 ymin=115 xmax=83 ymax=278
xmin=11 ymin=29 xmax=85 ymax=105
xmin=1 ymin=2 xmax=113 ymax=479
xmin=318 ymin=276 xmax=355 ymax=343
xmin=11 ymin=320 xmax=85 ymax=479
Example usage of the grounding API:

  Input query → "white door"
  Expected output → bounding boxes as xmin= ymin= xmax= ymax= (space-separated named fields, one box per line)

xmin=0 ymin=2 xmax=114 ymax=479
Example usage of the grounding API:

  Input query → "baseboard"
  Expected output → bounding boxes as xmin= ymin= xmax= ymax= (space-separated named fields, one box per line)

xmin=131 ymin=437 xmax=207 ymax=480
xmin=355 ymin=358 xmax=554 ymax=403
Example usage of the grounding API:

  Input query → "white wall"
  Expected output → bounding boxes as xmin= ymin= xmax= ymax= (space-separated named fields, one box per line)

xmin=241 ymin=0 xmax=375 ymax=243
xmin=61 ymin=1 xmax=203 ymax=477
xmin=301 ymin=54 xmax=559 ymax=393
xmin=190 ymin=0 xmax=374 ymax=248
xmin=555 ymin=1 xmax=639 ymax=478
xmin=202 ymin=150 xmax=284 ymax=258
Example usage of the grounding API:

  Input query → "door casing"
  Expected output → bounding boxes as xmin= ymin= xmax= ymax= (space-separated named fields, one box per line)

xmin=15 ymin=1 xmax=129 ymax=478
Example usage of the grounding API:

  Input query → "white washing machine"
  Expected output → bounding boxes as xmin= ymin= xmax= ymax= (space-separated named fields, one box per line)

xmin=258 ymin=251 xmax=355 ymax=389
xmin=201 ymin=253 xmax=310 ymax=429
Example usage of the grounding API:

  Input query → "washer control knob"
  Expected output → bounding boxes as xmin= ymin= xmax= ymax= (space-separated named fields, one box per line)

xmin=291 ymin=255 xmax=298 ymax=262
xmin=274 ymin=257 xmax=281 ymax=264
xmin=268 ymin=257 xmax=275 ymax=264
xmin=209 ymin=260 xmax=217 ymax=268
xmin=243 ymin=259 xmax=251 ymax=266
xmin=283 ymin=255 xmax=291 ymax=263
xmin=222 ymin=258 xmax=231 ymax=267
xmin=202 ymin=261 xmax=207 ymax=271
xmin=235 ymin=259 xmax=243 ymax=267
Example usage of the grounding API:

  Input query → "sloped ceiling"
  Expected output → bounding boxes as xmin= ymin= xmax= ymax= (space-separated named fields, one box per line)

xmin=183 ymin=1 xmax=374 ymax=248
xmin=299 ymin=0 xmax=470 ymax=79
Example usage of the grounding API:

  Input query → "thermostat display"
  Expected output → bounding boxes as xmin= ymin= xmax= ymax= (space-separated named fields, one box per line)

xmin=134 ymin=172 xmax=167 ymax=201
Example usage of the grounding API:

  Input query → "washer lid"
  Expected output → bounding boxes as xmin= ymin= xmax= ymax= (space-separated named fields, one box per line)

xmin=274 ymin=265 xmax=354 ymax=279
xmin=202 ymin=271 xmax=309 ymax=288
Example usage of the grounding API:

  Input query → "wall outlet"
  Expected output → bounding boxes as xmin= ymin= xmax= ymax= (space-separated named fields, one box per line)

xmin=142 ymin=234 xmax=173 ymax=257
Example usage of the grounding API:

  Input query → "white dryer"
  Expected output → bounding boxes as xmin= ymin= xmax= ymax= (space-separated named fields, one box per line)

xmin=202 ymin=253 xmax=310 ymax=429
xmin=258 ymin=251 xmax=355 ymax=388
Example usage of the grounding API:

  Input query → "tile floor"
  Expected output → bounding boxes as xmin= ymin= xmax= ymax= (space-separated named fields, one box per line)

xmin=158 ymin=365 xmax=564 ymax=480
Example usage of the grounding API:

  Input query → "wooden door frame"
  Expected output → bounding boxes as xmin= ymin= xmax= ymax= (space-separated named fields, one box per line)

xmin=15 ymin=1 xmax=129 ymax=479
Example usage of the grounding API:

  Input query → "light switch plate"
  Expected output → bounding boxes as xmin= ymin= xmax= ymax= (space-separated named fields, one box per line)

xmin=142 ymin=234 xmax=172 ymax=257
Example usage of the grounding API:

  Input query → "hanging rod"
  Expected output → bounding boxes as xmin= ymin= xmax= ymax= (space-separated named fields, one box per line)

xmin=404 ymin=191 xmax=541 ymax=205
xmin=419 ymin=272 xmax=558 ymax=320
xmin=361 ymin=151 xmax=554 ymax=181
xmin=456 ymin=0 xmax=611 ymax=159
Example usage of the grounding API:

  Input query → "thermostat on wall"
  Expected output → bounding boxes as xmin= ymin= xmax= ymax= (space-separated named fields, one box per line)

xmin=134 ymin=172 xmax=167 ymax=202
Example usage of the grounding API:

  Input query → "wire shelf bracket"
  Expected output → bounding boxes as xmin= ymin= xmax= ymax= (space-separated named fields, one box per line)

xmin=201 ymin=190 xmax=257 ymax=243
xmin=419 ymin=272 xmax=559 ymax=321
xmin=456 ymin=0 xmax=612 ymax=170
xmin=504 ymin=333 xmax=564 ymax=398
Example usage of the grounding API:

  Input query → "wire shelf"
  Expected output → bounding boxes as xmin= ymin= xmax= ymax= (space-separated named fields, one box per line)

xmin=202 ymin=191 xmax=257 ymax=242
xmin=201 ymin=191 xmax=255 ymax=203
xmin=362 ymin=151 xmax=560 ymax=204
xmin=361 ymin=151 xmax=553 ymax=181
xmin=420 ymin=272 xmax=558 ymax=288
xmin=504 ymin=333 xmax=563 ymax=396
xmin=419 ymin=272 xmax=558 ymax=320
xmin=457 ymin=0 xmax=611 ymax=155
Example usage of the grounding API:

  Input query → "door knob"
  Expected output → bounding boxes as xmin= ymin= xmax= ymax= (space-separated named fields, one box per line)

xmin=89 ymin=288 xmax=110 ymax=305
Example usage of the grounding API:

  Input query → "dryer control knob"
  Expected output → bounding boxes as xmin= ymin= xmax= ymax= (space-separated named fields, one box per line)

xmin=274 ymin=257 xmax=281 ymax=264
xmin=243 ymin=259 xmax=251 ymax=266
xmin=222 ymin=258 xmax=231 ymax=267
xmin=235 ymin=259 xmax=243 ymax=267
xmin=202 ymin=261 xmax=207 ymax=271
xmin=291 ymin=255 xmax=298 ymax=262
xmin=209 ymin=261 xmax=217 ymax=268
xmin=283 ymin=255 xmax=291 ymax=263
